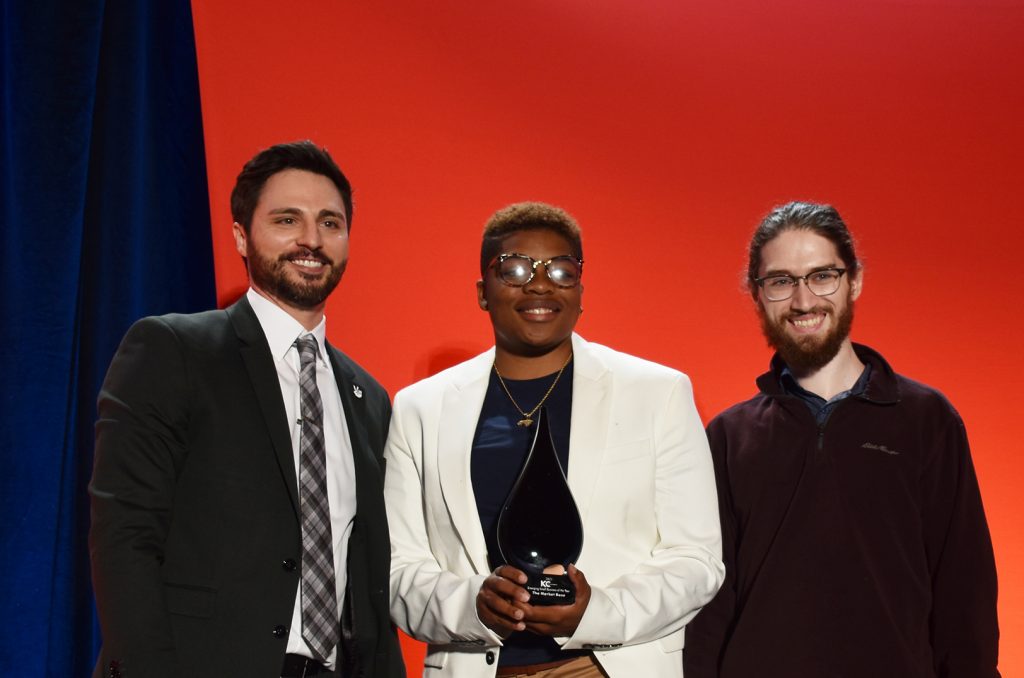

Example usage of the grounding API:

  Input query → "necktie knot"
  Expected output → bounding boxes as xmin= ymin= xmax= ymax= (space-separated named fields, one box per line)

xmin=296 ymin=335 xmax=319 ymax=368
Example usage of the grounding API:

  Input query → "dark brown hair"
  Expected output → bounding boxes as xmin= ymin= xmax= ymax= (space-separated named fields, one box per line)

xmin=230 ymin=140 xmax=352 ymax=232
xmin=748 ymin=201 xmax=860 ymax=295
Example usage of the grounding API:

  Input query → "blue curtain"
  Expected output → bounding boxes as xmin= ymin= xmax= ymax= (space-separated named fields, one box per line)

xmin=0 ymin=0 xmax=215 ymax=673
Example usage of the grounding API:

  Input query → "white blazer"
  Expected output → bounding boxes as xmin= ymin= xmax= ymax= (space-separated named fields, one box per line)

xmin=384 ymin=334 xmax=724 ymax=678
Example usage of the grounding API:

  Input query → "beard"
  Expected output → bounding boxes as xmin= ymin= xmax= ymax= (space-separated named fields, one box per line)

xmin=247 ymin=246 xmax=345 ymax=310
xmin=759 ymin=294 xmax=855 ymax=373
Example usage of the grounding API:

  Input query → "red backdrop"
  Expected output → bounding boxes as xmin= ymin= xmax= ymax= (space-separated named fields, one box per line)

xmin=191 ymin=1 xmax=1023 ymax=673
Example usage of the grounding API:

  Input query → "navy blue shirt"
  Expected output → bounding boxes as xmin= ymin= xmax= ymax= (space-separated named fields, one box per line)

xmin=470 ymin=362 xmax=587 ymax=667
xmin=780 ymin=363 xmax=872 ymax=425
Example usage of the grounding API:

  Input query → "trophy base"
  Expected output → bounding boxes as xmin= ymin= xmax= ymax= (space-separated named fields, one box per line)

xmin=525 ymin=573 xmax=576 ymax=606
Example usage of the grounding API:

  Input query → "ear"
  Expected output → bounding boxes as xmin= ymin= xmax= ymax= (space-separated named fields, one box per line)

xmin=232 ymin=222 xmax=248 ymax=258
xmin=749 ymin=283 xmax=763 ymax=308
xmin=849 ymin=267 xmax=864 ymax=301
xmin=476 ymin=279 xmax=488 ymax=311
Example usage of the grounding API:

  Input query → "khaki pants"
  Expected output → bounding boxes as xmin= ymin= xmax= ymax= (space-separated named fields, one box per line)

xmin=495 ymin=654 xmax=609 ymax=678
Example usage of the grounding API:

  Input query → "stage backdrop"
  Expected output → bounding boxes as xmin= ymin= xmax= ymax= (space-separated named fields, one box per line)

xmin=192 ymin=1 xmax=1023 ymax=674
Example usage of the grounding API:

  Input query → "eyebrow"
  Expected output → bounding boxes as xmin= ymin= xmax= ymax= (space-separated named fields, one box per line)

xmin=266 ymin=206 xmax=347 ymax=222
xmin=760 ymin=264 xmax=840 ymax=277
xmin=318 ymin=209 xmax=346 ymax=222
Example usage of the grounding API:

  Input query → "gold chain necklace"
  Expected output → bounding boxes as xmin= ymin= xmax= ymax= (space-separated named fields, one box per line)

xmin=493 ymin=353 xmax=572 ymax=427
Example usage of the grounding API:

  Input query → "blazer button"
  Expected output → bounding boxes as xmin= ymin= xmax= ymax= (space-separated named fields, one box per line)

xmin=272 ymin=625 xmax=288 ymax=638
xmin=485 ymin=651 xmax=495 ymax=665
xmin=282 ymin=558 xmax=297 ymax=572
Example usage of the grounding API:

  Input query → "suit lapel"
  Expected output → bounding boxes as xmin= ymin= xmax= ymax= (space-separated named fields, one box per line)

xmin=325 ymin=343 xmax=379 ymax=495
xmin=437 ymin=351 xmax=494 ymax=574
xmin=566 ymin=334 xmax=611 ymax=527
xmin=437 ymin=340 xmax=611 ymax=573
xmin=227 ymin=298 xmax=300 ymax=520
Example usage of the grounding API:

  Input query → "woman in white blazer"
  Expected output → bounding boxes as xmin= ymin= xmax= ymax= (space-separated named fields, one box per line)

xmin=385 ymin=202 xmax=724 ymax=678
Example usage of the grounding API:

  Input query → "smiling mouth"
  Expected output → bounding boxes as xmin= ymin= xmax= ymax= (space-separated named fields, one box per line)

xmin=281 ymin=250 xmax=333 ymax=275
xmin=290 ymin=258 xmax=326 ymax=269
xmin=785 ymin=307 xmax=833 ymax=335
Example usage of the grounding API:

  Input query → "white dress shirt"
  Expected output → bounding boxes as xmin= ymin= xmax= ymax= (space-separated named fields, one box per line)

xmin=247 ymin=289 xmax=357 ymax=669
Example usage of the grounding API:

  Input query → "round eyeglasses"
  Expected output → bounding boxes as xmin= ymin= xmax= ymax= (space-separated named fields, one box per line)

xmin=754 ymin=268 xmax=847 ymax=301
xmin=489 ymin=253 xmax=584 ymax=288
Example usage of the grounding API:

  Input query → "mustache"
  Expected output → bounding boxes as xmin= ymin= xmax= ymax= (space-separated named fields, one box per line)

xmin=783 ymin=305 xmax=832 ymax=319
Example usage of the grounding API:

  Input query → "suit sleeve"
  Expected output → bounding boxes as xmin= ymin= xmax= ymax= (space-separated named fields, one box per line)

xmin=383 ymin=390 xmax=504 ymax=647
xmin=682 ymin=416 xmax=737 ymax=677
xmin=562 ymin=373 xmax=725 ymax=650
xmin=89 ymin=317 xmax=189 ymax=676
xmin=924 ymin=407 xmax=1000 ymax=677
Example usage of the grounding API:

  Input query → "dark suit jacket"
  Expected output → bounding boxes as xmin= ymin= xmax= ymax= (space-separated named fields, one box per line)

xmin=89 ymin=297 xmax=405 ymax=678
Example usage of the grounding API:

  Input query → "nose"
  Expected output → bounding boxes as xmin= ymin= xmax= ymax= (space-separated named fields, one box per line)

xmin=789 ymin=277 xmax=817 ymax=308
xmin=296 ymin=218 xmax=323 ymax=250
xmin=523 ymin=263 xmax=554 ymax=293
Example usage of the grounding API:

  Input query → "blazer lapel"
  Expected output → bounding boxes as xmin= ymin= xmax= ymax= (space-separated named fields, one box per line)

xmin=227 ymin=298 xmax=300 ymax=520
xmin=325 ymin=343 xmax=379 ymax=494
xmin=566 ymin=334 xmax=612 ymax=527
xmin=437 ymin=350 xmax=494 ymax=575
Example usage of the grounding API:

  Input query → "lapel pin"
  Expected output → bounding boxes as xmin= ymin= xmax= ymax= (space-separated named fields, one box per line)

xmin=352 ymin=384 xmax=363 ymax=399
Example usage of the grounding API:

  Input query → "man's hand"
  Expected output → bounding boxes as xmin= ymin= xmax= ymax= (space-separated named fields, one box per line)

xmin=477 ymin=565 xmax=530 ymax=637
xmin=522 ymin=564 xmax=592 ymax=637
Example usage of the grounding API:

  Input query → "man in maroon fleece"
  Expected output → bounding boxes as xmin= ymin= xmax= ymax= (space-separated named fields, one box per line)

xmin=684 ymin=201 xmax=999 ymax=678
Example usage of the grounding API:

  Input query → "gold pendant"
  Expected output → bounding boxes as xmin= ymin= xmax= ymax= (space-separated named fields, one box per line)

xmin=517 ymin=418 xmax=534 ymax=427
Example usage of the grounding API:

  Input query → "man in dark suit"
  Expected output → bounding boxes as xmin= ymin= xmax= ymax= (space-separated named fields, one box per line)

xmin=89 ymin=141 xmax=405 ymax=678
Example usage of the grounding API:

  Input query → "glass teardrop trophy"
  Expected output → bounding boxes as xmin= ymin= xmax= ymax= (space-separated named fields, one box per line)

xmin=496 ymin=407 xmax=584 ymax=605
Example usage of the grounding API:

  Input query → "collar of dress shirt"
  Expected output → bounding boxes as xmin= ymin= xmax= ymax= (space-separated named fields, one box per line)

xmin=246 ymin=288 xmax=328 ymax=363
